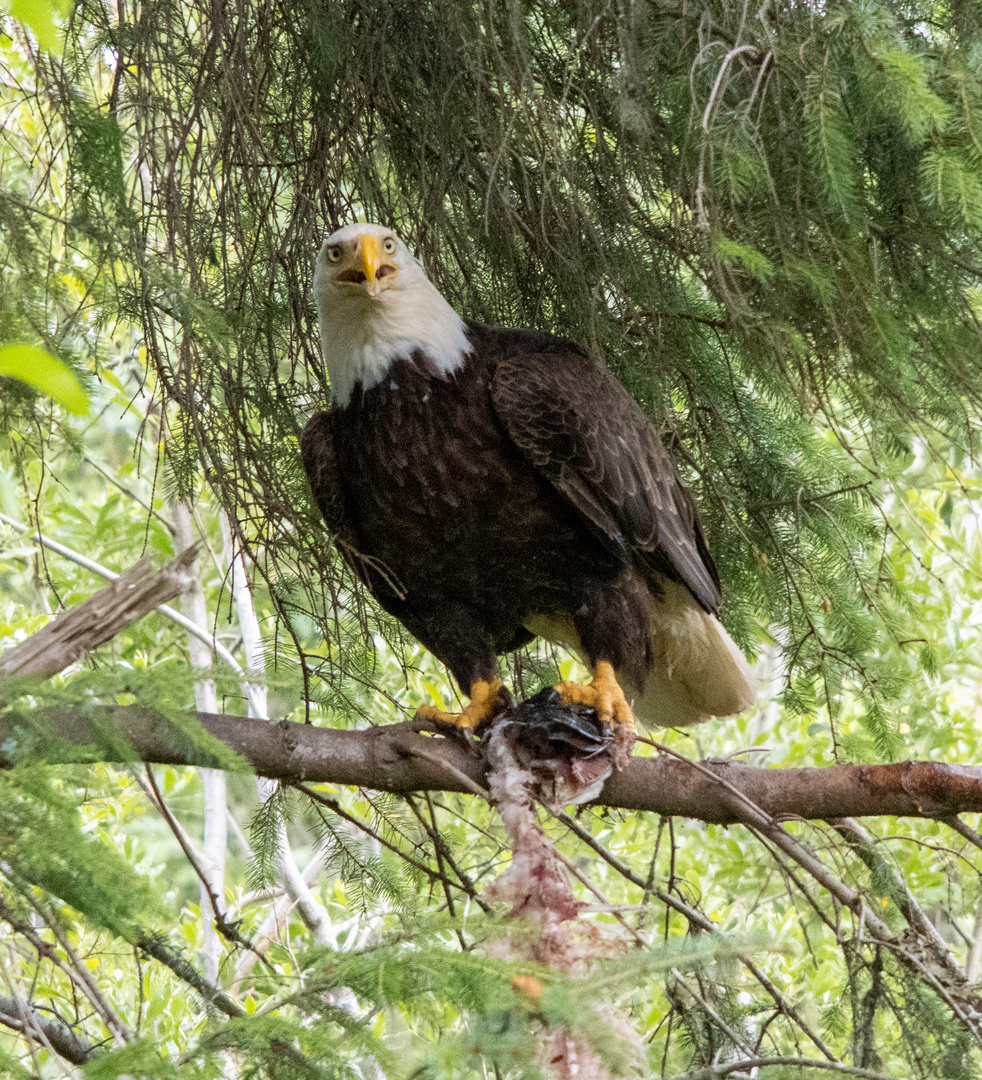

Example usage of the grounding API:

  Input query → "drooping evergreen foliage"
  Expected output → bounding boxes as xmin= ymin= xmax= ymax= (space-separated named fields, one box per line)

xmin=9 ymin=0 xmax=980 ymax=726
xmin=3 ymin=0 xmax=982 ymax=1076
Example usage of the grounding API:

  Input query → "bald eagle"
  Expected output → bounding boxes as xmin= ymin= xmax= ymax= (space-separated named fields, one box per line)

xmin=301 ymin=223 xmax=755 ymax=763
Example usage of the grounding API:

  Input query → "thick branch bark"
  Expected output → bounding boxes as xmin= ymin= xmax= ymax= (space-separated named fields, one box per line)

xmin=5 ymin=704 xmax=982 ymax=822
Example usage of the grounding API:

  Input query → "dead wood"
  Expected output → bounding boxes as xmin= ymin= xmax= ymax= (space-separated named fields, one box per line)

xmin=0 ymin=547 xmax=197 ymax=680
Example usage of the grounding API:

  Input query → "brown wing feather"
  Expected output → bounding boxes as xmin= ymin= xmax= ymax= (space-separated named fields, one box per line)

xmin=300 ymin=410 xmax=356 ymax=551
xmin=490 ymin=336 xmax=722 ymax=613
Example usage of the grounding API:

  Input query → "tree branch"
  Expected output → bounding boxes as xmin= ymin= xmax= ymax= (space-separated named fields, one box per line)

xmin=5 ymin=704 xmax=982 ymax=822
xmin=0 ymin=995 xmax=95 ymax=1066
xmin=0 ymin=511 xmax=264 ymax=711
xmin=670 ymin=1055 xmax=908 ymax=1080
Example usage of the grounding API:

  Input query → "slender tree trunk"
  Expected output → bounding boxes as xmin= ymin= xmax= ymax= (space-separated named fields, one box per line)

xmin=174 ymin=504 xmax=226 ymax=986
xmin=221 ymin=514 xmax=336 ymax=945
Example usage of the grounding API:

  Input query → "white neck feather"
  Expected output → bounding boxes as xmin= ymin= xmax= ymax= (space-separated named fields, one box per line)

xmin=315 ymin=257 xmax=471 ymax=407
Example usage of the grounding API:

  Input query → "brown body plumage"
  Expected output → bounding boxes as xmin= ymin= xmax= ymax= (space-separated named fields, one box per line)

xmin=304 ymin=327 xmax=657 ymax=692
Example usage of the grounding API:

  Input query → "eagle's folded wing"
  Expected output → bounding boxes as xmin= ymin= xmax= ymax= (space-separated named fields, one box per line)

xmin=491 ymin=344 xmax=722 ymax=614
xmin=301 ymin=410 xmax=355 ymax=549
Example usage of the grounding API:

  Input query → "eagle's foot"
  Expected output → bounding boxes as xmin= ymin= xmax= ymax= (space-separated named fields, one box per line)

xmin=416 ymin=678 xmax=508 ymax=740
xmin=555 ymin=661 xmax=635 ymax=769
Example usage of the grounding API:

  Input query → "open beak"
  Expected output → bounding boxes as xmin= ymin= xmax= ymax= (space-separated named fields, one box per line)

xmin=334 ymin=235 xmax=398 ymax=298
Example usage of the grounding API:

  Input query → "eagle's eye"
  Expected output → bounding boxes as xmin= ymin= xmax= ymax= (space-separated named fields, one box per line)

xmin=327 ymin=245 xmax=343 ymax=263
xmin=382 ymin=237 xmax=396 ymax=254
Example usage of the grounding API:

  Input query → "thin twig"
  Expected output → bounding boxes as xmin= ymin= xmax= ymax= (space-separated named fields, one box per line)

xmin=294 ymin=782 xmax=493 ymax=913
xmin=142 ymin=768 xmax=273 ymax=968
xmin=407 ymin=740 xmax=491 ymax=799
xmin=555 ymin=810 xmax=840 ymax=1063
xmin=669 ymin=967 xmax=756 ymax=1057
xmin=668 ymin=1055 xmax=910 ymax=1080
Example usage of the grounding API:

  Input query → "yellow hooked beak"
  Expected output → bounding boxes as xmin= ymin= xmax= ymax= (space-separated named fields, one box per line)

xmin=356 ymin=235 xmax=382 ymax=297
xmin=338 ymin=234 xmax=398 ymax=298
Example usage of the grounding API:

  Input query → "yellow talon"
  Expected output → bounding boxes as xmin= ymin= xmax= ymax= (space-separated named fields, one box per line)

xmin=555 ymin=661 xmax=636 ymax=767
xmin=416 ymin=678 xmax=506 ymax=731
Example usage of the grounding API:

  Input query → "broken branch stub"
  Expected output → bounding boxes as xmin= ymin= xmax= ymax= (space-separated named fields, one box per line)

xmin=0 ymin=546 xmax=198 ymax=681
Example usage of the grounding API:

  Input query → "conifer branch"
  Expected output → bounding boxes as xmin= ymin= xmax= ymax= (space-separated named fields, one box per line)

xmin=295 ymin=781 xmax=494 ymax=912
xmin=229 ymin=842 xmax=333 ymax=994
xmin=134 ymin=934 xmax=248 ymax=1018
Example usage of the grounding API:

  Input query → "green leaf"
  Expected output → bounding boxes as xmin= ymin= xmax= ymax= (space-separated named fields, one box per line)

xmin=0 ymin=344 xmax=89 ymax=415
xmin=939 ymin=492 xmax=954 ymax=529
xmin=6 ymin=0 xmax=70 ymax=53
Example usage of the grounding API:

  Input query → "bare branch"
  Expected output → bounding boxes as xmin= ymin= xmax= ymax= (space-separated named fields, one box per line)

xmin=7 ymin=705 xmax=982 ymax=823
xmin=140 ymin=767 xmax=270 ymax=968
xmin=831 ymin=817 xmax=959 ymax=973
xmin=669 ymin=1055 xmax=909 ymax=1080
xmin=554 ymin=809 xmax=838 ymax=1062
xmin=0 ymin=891 xmax=131 ymax=1043
xmin=0 ymin=995 xmax=95 ymax=1066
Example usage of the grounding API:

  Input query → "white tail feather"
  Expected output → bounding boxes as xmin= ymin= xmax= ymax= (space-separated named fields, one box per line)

xmin=524 ymin=579 xmax=757 ymax=730
xmin=621 ymin=580 xmax=757 ymax=729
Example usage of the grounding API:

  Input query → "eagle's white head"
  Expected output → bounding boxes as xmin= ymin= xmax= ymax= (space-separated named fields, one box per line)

xmin=313 ymin=222 xmax=471 ymax=406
